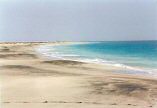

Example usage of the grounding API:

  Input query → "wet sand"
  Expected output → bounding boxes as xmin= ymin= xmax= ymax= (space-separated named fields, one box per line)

xmin=0 ymin=42 xmax=157 ymax=108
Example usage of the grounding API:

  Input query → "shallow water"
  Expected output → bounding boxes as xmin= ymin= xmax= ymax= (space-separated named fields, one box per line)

xmin=38 ymin=41 xmax=157 ymax=75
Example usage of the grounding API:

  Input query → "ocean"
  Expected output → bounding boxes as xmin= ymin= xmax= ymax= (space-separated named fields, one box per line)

xmin=38 ymin=41 xmax=157 ymax=76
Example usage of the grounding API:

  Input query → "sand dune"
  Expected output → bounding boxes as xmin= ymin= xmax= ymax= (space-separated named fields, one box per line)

xmin=0 ymin=42 xmax=157 ymax=108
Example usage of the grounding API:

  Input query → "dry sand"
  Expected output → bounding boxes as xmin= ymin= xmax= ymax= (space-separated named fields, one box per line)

xmin=0 ymin=42 xmax=157 ymax=108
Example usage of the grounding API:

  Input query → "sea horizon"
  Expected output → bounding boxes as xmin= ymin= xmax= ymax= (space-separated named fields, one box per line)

xmin=0 ymin=39 xmax=157 ymax=43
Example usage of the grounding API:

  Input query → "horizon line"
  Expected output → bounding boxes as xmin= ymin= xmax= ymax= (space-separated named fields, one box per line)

xmin=0 ymin=40 xmax=157 ymax=43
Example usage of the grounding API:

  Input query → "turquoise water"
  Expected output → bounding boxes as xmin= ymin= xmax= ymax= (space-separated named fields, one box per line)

xmin=38 ymin=41 xmax=157 ymax=75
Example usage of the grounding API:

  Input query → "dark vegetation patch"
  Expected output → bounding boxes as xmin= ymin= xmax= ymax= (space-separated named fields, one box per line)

xmin=0 ymin=53 xmax=38 ymax=59
xmin=0 ymin=65 xmax=82 ymax=76
xmin=115 ymin=83 xmax=148 ymax=94
xmin=0 ymin=46 xmax=10 ymax=52
xmin=42 ymin=60 xmax=84 ymax=66
xmin=88 ymin=78 xmax=150 ymax=98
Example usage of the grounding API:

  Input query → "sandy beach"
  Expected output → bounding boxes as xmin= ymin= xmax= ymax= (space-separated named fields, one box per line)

xmin=0 ymin=42 xmax=157 ymax=108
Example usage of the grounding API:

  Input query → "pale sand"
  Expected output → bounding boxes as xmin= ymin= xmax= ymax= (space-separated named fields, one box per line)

xmin=0 ymin=42 xmax=157 ymax=108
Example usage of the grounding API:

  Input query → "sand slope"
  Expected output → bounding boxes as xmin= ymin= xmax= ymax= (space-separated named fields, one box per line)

xmin=0 ymin=43 xmax=157 ymax=108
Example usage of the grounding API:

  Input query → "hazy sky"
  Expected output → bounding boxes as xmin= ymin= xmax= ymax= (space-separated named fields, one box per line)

xmin=0 ymin=0 xmax=157 ymax=41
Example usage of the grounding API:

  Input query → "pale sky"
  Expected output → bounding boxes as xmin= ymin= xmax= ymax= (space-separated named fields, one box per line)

xmin=0 ymin=0 xmax=157 ymax=42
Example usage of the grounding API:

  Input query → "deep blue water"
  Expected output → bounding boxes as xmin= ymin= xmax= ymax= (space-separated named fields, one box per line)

xmin=38 ymin=41 xmax=157 ymax=75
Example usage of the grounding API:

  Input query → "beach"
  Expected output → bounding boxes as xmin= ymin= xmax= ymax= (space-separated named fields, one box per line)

xmin=0 ymin=42 xmax=157 ymax=108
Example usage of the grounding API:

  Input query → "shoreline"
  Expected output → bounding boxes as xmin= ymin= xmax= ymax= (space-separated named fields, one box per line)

xmin=36 ymin=42 xmax=157 ymax=78
xmin=1 ymin=42 xmax=157 ymax=108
